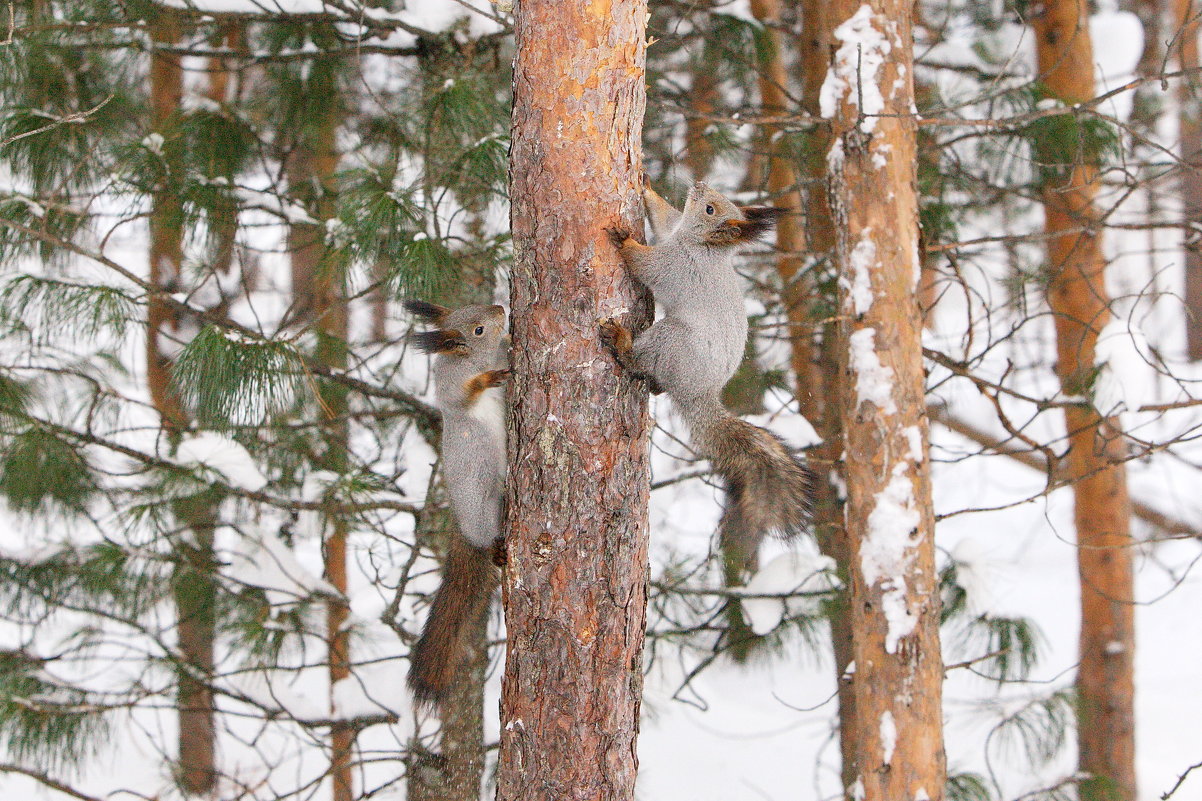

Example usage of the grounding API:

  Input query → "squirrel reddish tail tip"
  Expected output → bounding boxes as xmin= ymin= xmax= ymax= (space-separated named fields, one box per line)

xmin=407 ymin=538 xmax=497 ymax=708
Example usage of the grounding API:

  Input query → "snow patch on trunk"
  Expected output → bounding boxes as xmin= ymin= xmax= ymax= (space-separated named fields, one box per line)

xmin=820 ymin=5 xmax=892 ymax=134
xmin=863 ymin=462 xmax=921 ymax=653
xmin=848 ymin=328 xmax=897 ymax=415
xmin=844 ymin=228 xmax=877 ymax=316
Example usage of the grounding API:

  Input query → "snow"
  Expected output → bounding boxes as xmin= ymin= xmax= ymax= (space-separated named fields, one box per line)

xmin=949 ymin=537 xmax=1000 ymax=618
xmin=863 ymin=463 xmax=922 ymax=653
xmin=225 ymin=670 xmax=327 ymax=723
xmin=176 ymin=432 xmax=269 ymax=492
xmin=1093 ymin=318 xmax=1154 ymax=417
xmin=848 ymin=327 xmax=897 ymax=415
xmin=845 ymin=228 xmax=877 ymax=316
xmin=879 ymin=710 xmax=897 ymax=766
xmin=224 ymin=525 xmax=341 ymax=606
xmin=739 ymin=549 xmax=838 ymax=636
xmin=820 ymin=5 xmax=893 ymax=134
xmin=331 ymin=659 xmax=408 ymax=720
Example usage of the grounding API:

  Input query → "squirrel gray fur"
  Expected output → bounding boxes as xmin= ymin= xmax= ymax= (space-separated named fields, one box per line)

xmin=403 ymin=299 xmax=508 ymax=708
xmin=601 ymin=181 xmax=813 ymax=556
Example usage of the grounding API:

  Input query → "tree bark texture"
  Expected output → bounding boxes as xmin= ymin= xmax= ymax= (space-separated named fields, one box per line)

xmin=824 ymin=2 xmax=946 ymax=799
xmin=1034 ymin=3 xmax=1137 ymax=799
xmin=284 ymin=58 xmax=354 ymax=801
xmin=1174 ymin=0 xmax=1202 ymax=360
xmin=498 ymin=3 xmax=651 ymax=800
xmin=797 ymin=0 xmax=858 ymax=787
xmin=149 ymin=15 xmax=218 ymax=796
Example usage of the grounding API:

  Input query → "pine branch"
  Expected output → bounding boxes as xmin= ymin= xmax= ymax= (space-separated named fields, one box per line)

xmin=0 ymin=217 xmax=442 ymax=440
xmin=932 ymin=409 xmax=1199 ymax=539
xmin=0 ymin=764 xmax=105 ymax=801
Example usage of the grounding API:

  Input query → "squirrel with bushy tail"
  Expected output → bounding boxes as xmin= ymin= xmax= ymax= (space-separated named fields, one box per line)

xmin=601 ymin=181 xmax=814 ymax=555
xmin=402 ymin=299 xmax=509 ymax=708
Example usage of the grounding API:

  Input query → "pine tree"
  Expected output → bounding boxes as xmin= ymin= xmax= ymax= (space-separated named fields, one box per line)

xmin=1033 ymin=2 xmax=1137 ymax=798
xmin=825 ymin=2 xmax=947 ymax=799
xmin=497 ymin=1 xmax=652 ymax=799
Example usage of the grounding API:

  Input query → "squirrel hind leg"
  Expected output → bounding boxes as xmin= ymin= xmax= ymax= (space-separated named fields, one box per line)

xmin=599 ymin=319 xmax=664 ymax=394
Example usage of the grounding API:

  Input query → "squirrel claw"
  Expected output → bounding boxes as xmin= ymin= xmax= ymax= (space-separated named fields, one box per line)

xmin=598 ymin=318 xmax=623 ymax=352
xmin=484 ymin=368 xmax=510 ymax=388
xmin=490 ymin=537 xmax=507 ymax=568
xmin=606 ymin=227 xmax=630 ymax=250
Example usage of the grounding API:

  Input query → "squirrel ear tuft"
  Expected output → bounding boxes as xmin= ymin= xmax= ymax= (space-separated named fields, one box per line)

xmin=737 ymin=206 xmax=787 ymax=240
xmin=404 ymin=299 xmax=452 ymax=324
xmin=409 ymin=329 xmax=468 ymax=355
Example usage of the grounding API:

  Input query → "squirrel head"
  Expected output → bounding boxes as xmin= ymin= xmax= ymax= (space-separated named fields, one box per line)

xmin=404 ymin=300 xmax=507 ymax=362
xmin=682 ymin=182 xmax=785 ymax=247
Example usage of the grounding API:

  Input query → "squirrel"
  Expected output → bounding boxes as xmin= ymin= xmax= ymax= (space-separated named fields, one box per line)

xmin=600 ymin=181 xmax=813 ymax=563
xmin=403 ymin=299 xmax=509 ymax=708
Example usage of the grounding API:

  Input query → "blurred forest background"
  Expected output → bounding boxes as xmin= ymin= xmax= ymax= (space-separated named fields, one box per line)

xmin=1 ymin=0 xmax=1201 ymax=800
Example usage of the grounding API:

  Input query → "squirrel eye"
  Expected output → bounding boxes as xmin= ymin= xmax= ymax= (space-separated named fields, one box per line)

xmin=474 ymin=326 xmax=485 ymax=336
xmin=705 ymin=204 xmax=714 ymax=215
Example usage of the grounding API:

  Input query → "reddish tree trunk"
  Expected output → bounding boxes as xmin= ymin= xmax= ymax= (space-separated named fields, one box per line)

xmin=795 ymin=0 xmax=859 ymax=786
xmin=284 ymin=59 xmax=354 ymax=801
xmin=497 ymin=2 xmax=651 ymax=800
xmin=824 ymin=2 xmax=946 ymax=799
xmin=1034 ymin=3 xmax=1137 ymax=798
xmin=149 ymin=15 xmax=218 ymax=796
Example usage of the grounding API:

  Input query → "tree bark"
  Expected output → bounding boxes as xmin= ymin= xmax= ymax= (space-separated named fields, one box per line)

xmin=796 ymin=0 xmax=859 ymax=787
xmin=497 ymin=2 xmax=651 ymax=800
xmin=283 ymin=56 xmax=354 ymax=801
xmin=824 ymin=3 xmax=946 ymax=799
xmin=149 ymin=15 xmax=218 ymax=796
xmin=1034 ymin=3 xmax=1138 ymax=799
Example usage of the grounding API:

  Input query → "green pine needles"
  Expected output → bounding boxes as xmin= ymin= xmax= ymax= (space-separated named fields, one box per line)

xmin=172 ymin=325 xmax=303 ymax=427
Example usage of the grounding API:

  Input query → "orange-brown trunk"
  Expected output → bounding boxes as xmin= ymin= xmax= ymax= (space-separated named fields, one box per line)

xmin=825 ymin=2 xmax=946 ymax=798
xmin=1034 ymin=2 xmax=1137 ymax=798
xmin=497 ymin=2 xmax=652 ymax=799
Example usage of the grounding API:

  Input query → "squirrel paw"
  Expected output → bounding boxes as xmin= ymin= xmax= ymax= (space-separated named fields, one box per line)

xmin=483 ymin=368 xmax=510 ymax=388
xmin=598 ymin=318 xmax=630 ymax=356
xmin=490 ymin=537 xmax=507 ymax=568
xmin=605 ymin=227 xmax=631 ymax=250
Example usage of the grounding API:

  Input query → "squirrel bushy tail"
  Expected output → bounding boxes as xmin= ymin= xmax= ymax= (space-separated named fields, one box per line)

xmin=408 ymin=536 xmax=497 ymax=707
xmin=679 ymin=394 xmax=814 ymax=553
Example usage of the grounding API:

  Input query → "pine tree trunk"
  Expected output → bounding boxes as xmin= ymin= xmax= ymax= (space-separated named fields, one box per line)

xmin=497 ymin=2 xmax=651 ymax=799
xmin=149 ymin=15 xmax=218 ymax=796
xmin=824 ymin=3 xmax=946 ymax=799
xmin=1175 ymin=0 xmax=1202 ymax=360
xmin=283 ymin=57 xmax=354 ymax=801
xmin=206 ymin=23 xmax=241 ymax=281
xmin=684 ymin=1 xmax=719 ymax=182
xmin=796 ymin=0 xmax=858 ymax=786
xmin=1033 ymin=3 xmax=1137 ymax=799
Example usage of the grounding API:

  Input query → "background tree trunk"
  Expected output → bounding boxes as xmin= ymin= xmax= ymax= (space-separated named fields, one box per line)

xmin=796 ymin=0 xmax=859 ymax=787
xmin=283 ymin=55 xmax=354 ymax=801
xmin=149 ymin=14 xmax=218 ymax=796
xmin=1034 ymin=3 xmax=1138 ymax=799
xmin=497 ymin=2 xmax=651 ymax=800
xmin=824 ymin=2 xmax=946 ymax=799
xmin=1173 ymin=0 xmax=1202 ymax=359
